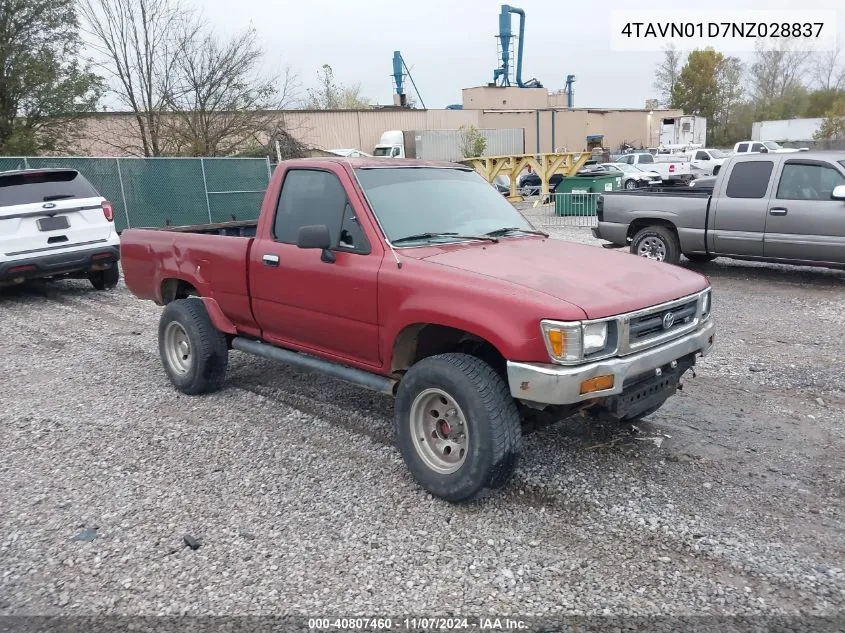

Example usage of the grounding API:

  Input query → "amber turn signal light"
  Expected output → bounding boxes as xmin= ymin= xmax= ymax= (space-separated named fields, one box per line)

xmin=580 ymin=375 xmax=614 ymax=395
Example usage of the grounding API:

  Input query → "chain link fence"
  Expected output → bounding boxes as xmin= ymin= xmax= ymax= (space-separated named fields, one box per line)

xmin=0 ymin=156 xmax=272 ymax=232
xmin=533 ymin=193 xmax=601 ymax=228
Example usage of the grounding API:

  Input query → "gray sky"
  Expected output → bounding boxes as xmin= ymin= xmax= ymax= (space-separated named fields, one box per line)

xmin=199 ymin=0 xmax=845 ymax=109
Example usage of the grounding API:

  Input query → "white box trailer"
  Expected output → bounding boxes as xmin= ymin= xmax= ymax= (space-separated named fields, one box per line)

xmin=659 ymin=116 xmax=707 ymax=148
xmin=374 ymin=129 xmax=525 ymax=161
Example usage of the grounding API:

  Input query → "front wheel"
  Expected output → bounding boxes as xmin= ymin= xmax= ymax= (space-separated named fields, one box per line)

xmin=630 ymin=226 xmax=681 ymax=265
xmin=394 ymin=353 xmax=522 ymax=502
xmin=625 ymin=179 xmax=637 ymax=190
xmin=158 ymin=298 xmax=228 ymax=395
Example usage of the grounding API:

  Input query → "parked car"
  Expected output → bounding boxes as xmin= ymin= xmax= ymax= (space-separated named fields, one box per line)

xmin=688 ymin=175 xmax=718 ymax=191
xmin=732 ymin=141 xmax=806 ymax=154
xmin=0 ymin=168 xmax=121 ymax=289
xmin=684 ymin=148 xmax=731 ymax=175
xmin=518 ymin=172 xmax=564 ymax=196
xmin=598 ymin=163 xmax=662 ymax=189
xmin=613 ymin=152 xmax=693 ymax=184
xmin=120 ymin=157 xmax=716 ymax=502
xmin=592 ymin=152 xmax=845 ymax=268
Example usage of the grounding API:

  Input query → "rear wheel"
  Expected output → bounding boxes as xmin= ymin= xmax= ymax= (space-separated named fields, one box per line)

xmin=394 ymin=353 xmax=522 ymax=502
xmin=158 ymin=298 xmax=228 ymax=395
xmin=630 ymin=226 xmax=681 ymax=265
xmin=88 ymin=265 xmax=120 ymax=290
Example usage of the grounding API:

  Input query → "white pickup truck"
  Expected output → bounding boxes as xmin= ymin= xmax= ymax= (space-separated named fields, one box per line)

xmin=614 ymin=152 xmax=693 ymax=184
xmin=683 ymin=148 xmax=731 ymax=175
xmin=0 ymin=168 xmax=121 ymax=289
xmin=733 ymin=141 xmax=805 ymax=154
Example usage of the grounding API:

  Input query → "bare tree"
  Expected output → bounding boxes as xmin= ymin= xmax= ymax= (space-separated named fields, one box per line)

xmin=750 ymin=39 xmax=811 ymax=106
xmin=811 ymin=41 xmax=845 ymax=91
xmin=161 ymin=24 xmax=299 ymax=156
xmin=78 ymin=0 xmax=194 ymax=156
xmin=302 ymin=64 xmax=372 ymax=109
xmin=653 ymin=44 xmax=681 ymax=107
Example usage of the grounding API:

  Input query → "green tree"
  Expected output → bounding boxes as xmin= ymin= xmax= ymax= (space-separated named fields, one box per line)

xmin=804 ymin=89 xmax=845 ymax=118
xmin=814 ymin=98 xmax=845 ymax=141
xmin=671 ymin=48 xmax=744 ymax=146
xmin=0 ymin=0 xmax=101 ymax=154
xmin=459 ymin=125 xmax=486 ymax=158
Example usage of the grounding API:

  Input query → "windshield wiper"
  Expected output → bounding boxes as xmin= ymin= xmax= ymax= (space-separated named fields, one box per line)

xmin=391 ymin=232 xmax=498 ymax=245
xmin=484 ymin=226 xmax=549 ymax=238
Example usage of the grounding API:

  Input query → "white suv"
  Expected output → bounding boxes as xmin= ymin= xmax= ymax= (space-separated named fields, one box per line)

xmin=0 ymin=168 xmax=121 ymax=289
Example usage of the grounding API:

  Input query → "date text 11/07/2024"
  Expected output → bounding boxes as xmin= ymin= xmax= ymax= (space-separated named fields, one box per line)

xmin=307 ymin=617 xmax=528 ymax=630
xmin=620 ymin=22 xmax=825 ymax=39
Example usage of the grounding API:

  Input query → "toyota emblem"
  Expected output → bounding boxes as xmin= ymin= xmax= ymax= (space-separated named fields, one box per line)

xmin=662 ymin=312 xmax=675 ymax=329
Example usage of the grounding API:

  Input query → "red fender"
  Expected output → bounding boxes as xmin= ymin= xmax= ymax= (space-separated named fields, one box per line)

xmin=200 ymin=297 xmax=237 ymax=335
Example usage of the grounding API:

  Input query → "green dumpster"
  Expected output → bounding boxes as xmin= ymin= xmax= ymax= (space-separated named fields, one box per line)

xmin=553 ymin=174 xmax=620 ymax=216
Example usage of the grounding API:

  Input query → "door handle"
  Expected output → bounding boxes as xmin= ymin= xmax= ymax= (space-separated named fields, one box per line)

xmin=262 ymin=254 xmax=280 ymax=267
xmin=769 ymin=207 xmax=788 ymax=216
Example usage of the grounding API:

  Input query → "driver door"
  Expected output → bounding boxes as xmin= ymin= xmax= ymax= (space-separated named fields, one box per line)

xmin=248 ymin=166 xmax=384 ymax=367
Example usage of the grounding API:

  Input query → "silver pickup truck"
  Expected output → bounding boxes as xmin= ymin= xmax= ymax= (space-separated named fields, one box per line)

xmin=593 ymin=152 xmax=845 ymax=268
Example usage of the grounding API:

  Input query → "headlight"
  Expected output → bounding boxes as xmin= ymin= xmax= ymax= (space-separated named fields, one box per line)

xmin=541 ymin=320 xmax=613 ymax=364
xmin=583 ymin=322 xmax=608 ymax=354
xmin=701 ymin=289 xmax=712 ymax=320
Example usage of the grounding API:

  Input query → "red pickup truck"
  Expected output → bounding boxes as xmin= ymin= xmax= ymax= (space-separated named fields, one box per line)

xmin=121 ymin=158 xmax=715 ymax=502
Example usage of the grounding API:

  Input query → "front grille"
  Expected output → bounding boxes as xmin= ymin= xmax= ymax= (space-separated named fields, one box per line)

xmin=628 ymin=299 xmax=697 ymax=343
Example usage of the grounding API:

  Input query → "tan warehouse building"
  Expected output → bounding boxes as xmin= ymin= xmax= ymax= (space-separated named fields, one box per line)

xmin=73 ymin=86 xmax=683 ymax=157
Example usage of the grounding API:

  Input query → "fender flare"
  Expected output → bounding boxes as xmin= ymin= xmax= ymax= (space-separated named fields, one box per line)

xmin=200 ymin=297 xmax=237 ymax=335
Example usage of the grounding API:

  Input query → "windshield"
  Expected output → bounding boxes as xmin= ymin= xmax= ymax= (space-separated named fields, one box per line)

xmin=710 ymin=149 xmax=729 ymax=158
xmin=763 ymin=141 xmax=782 ymax=150
xmin=354 ymin=167 xmax=534 ymax=244
xmin=0 ymin=170 xmax=99 ymax=206
xmin=606 ymin=163 xmax=631 ymax=173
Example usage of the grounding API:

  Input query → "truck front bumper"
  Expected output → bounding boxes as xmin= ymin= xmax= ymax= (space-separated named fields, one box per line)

xmin=506 ymin=319 xmax=715 ymax=406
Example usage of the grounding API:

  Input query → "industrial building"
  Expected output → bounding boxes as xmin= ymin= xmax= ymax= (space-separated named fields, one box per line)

xmin=70 ymin=3 xmax=684 ymax=158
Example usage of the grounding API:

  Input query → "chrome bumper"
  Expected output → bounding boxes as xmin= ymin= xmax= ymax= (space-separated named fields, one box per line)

xmin=506 ymin=319 xmax=715 ymax=406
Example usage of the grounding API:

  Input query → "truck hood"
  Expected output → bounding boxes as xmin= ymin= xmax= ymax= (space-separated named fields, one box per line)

xmin=412 ymin=238 xmax=708 ymax=319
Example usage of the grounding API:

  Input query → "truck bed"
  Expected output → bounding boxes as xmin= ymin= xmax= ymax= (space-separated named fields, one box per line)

xmin=156 ymin=220 xmax=258 ymax=237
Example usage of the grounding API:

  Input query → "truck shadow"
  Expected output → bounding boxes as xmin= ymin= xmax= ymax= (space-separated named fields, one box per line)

xmin=683 ymin=258 xmax=845 ymax=289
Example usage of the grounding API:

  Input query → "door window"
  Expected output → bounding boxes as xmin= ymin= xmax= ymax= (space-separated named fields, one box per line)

xmin=637 ymin=154 xmax=654 ymax=164
xmin=776 ymin=162 xmax=845 ymax=201
xmin=725 ymin=161 xmax=773 ymax=198
xmin=695 ymin=151 xmax=709 ymax=160
xmin=751 ymin=143 xmax=765 ymax=152
xmin=737 ymin=143 xmax=749 ymax=152
xmin=273 ymin=169 xmax=347 ymax=246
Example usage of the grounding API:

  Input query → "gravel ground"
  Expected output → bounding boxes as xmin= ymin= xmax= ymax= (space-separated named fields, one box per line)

xmin=1 ymin=222 xmax=844 ymax=623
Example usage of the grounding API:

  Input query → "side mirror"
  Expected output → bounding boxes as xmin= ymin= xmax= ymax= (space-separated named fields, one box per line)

xmin=832 ymin=185 xmax=845 ymax=201
xmin=759 ymin=147 xmax=768 ymax=153
xmin=297 ymin=224 xmax=335 ymax=262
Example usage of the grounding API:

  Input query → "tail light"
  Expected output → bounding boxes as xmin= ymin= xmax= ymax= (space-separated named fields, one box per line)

xmin=669 ymin=164 xmax=676 ymax=173
xmin=102 ymin=201 xmax=114 ymax=222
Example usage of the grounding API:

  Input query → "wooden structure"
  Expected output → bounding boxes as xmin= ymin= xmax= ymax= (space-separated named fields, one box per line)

xmin=462 ymin=152 xmax=591 ymax=202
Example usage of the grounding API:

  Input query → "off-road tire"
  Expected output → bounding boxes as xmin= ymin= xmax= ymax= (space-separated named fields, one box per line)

xmin=684 ymin=253 xmax=717 ymax=263
xmin=630 ymin=225 xmax=681 ymax=265
xmin=88 ymin=264 xmax=120 ymax=290
xmin=158 ymin=298 xmax=228 ymax=395
xmin=394 ymin=353 xmax=522 ymax=502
